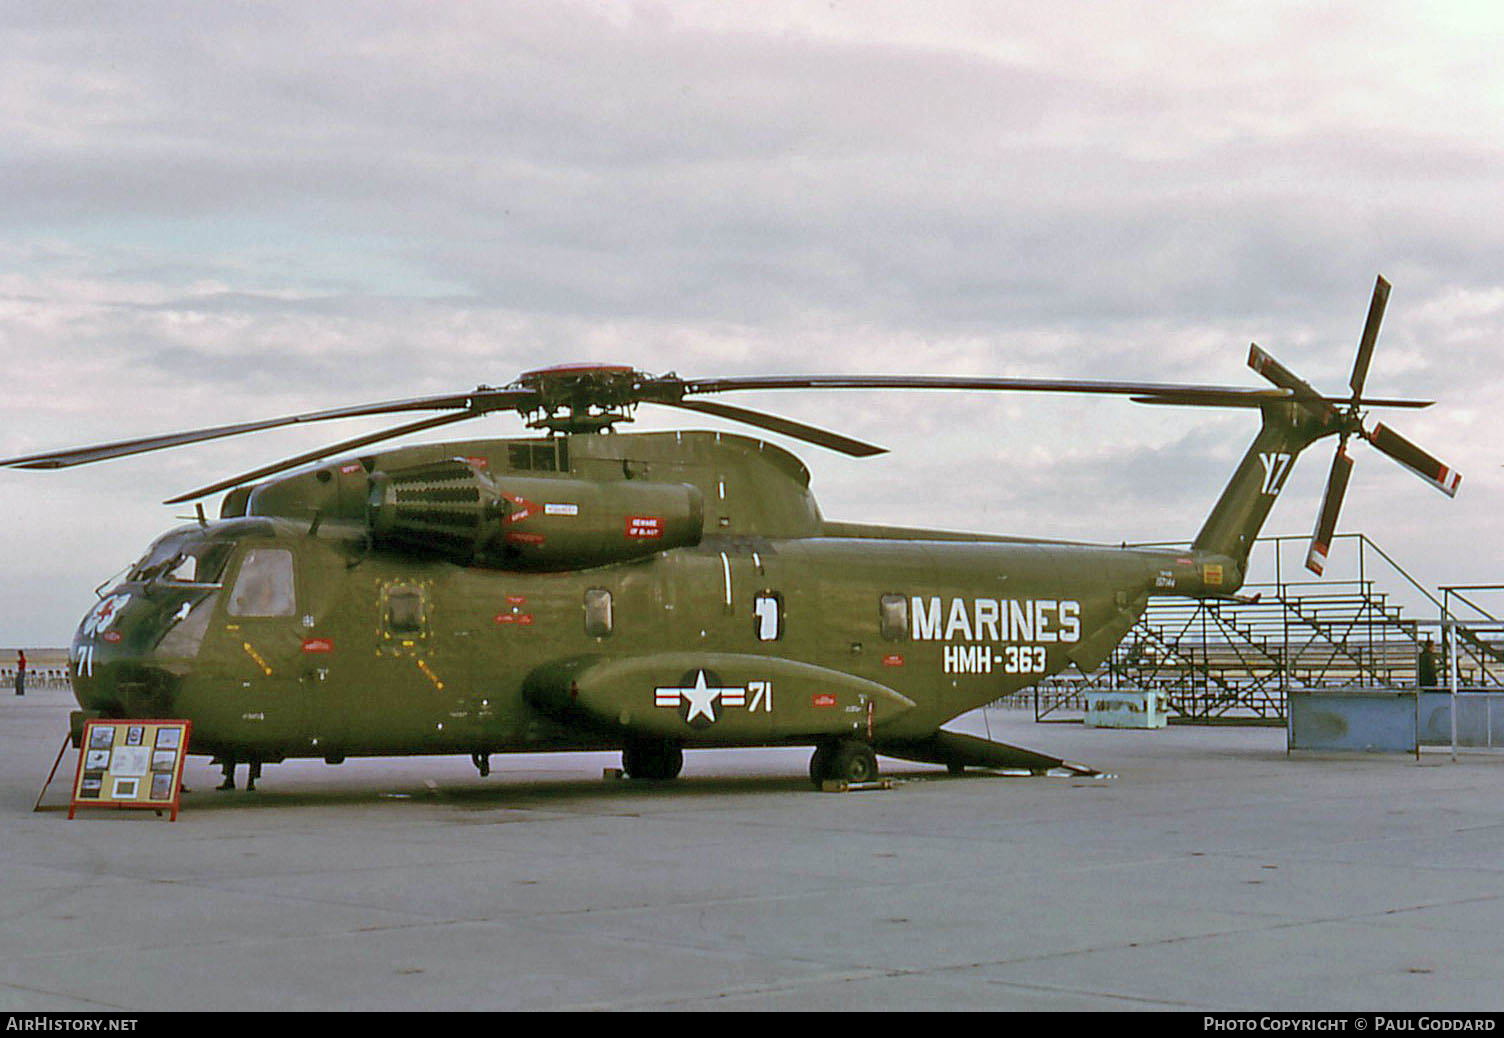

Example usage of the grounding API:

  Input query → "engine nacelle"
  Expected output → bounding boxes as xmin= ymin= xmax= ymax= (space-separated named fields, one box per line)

xmin=367 ymin=459 xmax=703 ymax=570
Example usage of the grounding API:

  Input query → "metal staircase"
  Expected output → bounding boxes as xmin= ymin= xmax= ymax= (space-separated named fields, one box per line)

xmin=1008 ymin=533 xmax=1504 ymax=722
xmin=1440 ymin=586 xmax=1504 ymax=684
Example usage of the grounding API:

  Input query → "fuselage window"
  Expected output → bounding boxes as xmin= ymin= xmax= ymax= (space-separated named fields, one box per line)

xmin=584 ymin=588 xmax=613 ymax=637
xmin=385 ymin=588 xmax=426 ymax=634
xmin=509 ymin=440 xmax=567 ymax=472
xmin=227 ymin=548 xmax=296 ymax=617
xmin=753 ymin=592 xmax=783 ymax=642
xmin=879 ymin=593 xmax=908 ymax=640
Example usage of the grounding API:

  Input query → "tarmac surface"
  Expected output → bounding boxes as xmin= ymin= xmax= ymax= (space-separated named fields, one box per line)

xmin=5 ymin=681 xmax=1504 ymax=1013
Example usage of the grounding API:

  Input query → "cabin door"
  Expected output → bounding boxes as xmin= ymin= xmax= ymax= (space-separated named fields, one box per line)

xmin=219 ymin=545 xmax=308 ymax=748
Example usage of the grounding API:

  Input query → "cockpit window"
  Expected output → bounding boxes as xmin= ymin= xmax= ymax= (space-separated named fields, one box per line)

xmin=128 ymin=538 xmax=182 ymax=582
xmin=227 ymin=548 xmax=296 ymax=617
xmin=166 ymin=555 xmax=196 ymax=582
xmin=187 ymin=543 xmax=233 ymax=583
xmin=129 ymin=538 xmax=233 ymax=585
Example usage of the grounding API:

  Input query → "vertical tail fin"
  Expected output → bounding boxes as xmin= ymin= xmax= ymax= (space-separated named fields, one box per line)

xmin=1191 ymin=402 xmax=1330 ymax=568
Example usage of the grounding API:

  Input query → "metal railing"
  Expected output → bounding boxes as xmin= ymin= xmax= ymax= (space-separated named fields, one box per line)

xmin=1 ymin=666 xmax=73 ymax=692
xmin=999 ymin=533 xmax=1504 ymax=723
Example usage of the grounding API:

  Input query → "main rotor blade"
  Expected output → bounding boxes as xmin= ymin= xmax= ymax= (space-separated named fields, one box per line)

xmin=679 ymin=373 xmax=1289 ymax=401
xmin=162 ymin=409 xmax=492 ymax=504
xmin=1306 ymin=445 xmax=1354 ymax=576
xmin=668 ymin=371 xmax=1430 ymax=411
xmin=1366 ymin=422 xmax=1461 ymax=497
xmin=0 ymin=388 xmax=533 ymax=470
xmin=1130 ymin=389 xmax=1305 ymax=408
xmin=654 ymin=399 xmax=887 ymax=457
xmin=1131 ymin=390 xmax=1429 ymax=409
xmin=1349 ymin=275 xmax=1391 ymax=400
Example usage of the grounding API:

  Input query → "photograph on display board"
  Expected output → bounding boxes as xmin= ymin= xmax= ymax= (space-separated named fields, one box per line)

xmin=150 ymin=773 xmax=174 ymax=800
xmin=111 ymin=745 xmax=150 ymax=778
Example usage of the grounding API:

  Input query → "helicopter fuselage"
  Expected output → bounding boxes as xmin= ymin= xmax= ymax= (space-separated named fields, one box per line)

xmin=67 ymin=430 xmax=1240 ymax=773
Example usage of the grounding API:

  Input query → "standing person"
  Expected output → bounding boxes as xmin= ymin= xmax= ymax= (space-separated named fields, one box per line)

xmin=14 ymin=649 xmax=25 ymax=696
xmin=1418 ymin=636 xmax=1439 ymax=690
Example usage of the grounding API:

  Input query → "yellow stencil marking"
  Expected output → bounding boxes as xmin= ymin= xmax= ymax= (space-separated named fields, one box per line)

xmin=241 ymin=641 xmax=273 ymax=677
xmin=415 ymin=657 xmax=445 ymax=691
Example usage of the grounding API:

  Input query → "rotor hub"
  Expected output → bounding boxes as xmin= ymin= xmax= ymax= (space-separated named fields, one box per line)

xmin=510 ymin=364 xmax=655 ymax=434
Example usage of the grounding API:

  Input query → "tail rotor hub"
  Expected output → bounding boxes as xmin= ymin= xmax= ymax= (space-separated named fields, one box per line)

xmin=1246 ymin=275 xmax=1459 ymax=574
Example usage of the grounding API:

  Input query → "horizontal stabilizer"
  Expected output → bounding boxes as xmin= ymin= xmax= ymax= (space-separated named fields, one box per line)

xmin=879 ymin=730 xmax=1099 ymax=775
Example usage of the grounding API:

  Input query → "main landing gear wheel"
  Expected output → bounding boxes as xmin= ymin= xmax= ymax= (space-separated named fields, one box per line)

xmin=809 ymin=740 xmax=879 ymax=787
xmin=622 ymin=741 xmax=684 ymax=781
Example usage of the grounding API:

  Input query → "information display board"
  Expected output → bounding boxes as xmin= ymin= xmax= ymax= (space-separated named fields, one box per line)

xmin=69 ymin=719 xmax=191 ymax=821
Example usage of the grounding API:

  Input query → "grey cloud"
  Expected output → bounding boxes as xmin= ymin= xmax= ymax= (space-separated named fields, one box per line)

xmin=3 ymin=2 xmax=1502 ymax=642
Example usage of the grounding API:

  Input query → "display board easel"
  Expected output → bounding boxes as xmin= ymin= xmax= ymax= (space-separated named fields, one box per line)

xmin=68 ymin=719 xmax=191 ymax=821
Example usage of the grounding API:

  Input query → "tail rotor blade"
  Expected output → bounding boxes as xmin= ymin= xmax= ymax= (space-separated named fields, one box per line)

xmin=1247 ymin=345 xmax=1337 ymax=422
xmin=1248 ymin=344 xmax=1316 ymax=394
xmin=1306 ymin=446 xmax=1354 ymax=575
xmin=1349 ymin=275 xmax=1391 ymax=400
xmin=1367 ymin=422 xmax=1461 ymax=497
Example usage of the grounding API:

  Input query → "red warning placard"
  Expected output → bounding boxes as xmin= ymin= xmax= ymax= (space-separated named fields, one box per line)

xmin=625 ymin=515 xmax=663 ymax=539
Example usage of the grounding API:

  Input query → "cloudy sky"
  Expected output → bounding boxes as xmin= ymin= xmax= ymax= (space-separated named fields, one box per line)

xmin=2 ymin=1 xmax=1502 ymax=645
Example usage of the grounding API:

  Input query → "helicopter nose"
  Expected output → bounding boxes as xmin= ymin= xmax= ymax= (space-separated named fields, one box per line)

xmin=72 ymin=590 xmax=187 ymax=717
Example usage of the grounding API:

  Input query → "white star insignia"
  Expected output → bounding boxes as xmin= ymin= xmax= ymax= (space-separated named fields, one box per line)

xmin=681 ymin=670 xmax=720 ymax=724
xmin=655 ymin=670 xmax=748 ymax=726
